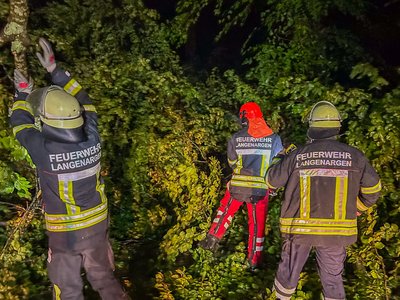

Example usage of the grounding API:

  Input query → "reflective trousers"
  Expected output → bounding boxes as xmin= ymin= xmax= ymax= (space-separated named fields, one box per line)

xmin=274 ymin=239 xmax=346 ymax=300
xmin=208 ymin=188 xmax=269 ymax=267
xmin=47 ymin=239 xmax=128 ymax=300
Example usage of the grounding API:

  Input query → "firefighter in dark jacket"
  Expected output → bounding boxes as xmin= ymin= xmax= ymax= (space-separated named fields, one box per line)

xmin=10 ymin=38 xmax=127 ymax=300
xmin=266 ymin=101 xmax=381 ymax=300
xmin=200 ymin=102 xmax=283 ymax=270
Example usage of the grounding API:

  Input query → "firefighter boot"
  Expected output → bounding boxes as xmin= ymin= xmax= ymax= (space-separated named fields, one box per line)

xmin=199 ymin=234 xmax=220 ymax=253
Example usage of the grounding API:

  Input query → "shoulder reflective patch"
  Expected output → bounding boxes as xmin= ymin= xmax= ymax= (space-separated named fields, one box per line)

xmin=83 ymin=104 xmax=97 ymax=112
xmin=64 ymin=78 xmax=82 ymax=96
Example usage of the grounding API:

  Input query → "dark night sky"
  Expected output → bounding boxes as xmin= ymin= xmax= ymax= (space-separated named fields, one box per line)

xmin=144 ymin=0 xmax=400 ymax=83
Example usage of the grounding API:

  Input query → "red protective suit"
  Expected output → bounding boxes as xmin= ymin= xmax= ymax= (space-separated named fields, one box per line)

xmin=200 ymin=102 xmax=283 ymax=268
xmin=208 ymin=189 xmax=269 ymax=266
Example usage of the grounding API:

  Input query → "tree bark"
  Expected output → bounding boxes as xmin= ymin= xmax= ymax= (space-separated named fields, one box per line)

xmin=0 ymin=0 xmax=30 ymax=77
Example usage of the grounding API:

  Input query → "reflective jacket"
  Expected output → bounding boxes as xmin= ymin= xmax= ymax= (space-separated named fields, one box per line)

xmin=10 ymin=67 xmax=108 ymax=251
xmin=228 ymin=127 xmax=283 ymax=202
xmin=266 ymin=138 xmax=381 ymax=246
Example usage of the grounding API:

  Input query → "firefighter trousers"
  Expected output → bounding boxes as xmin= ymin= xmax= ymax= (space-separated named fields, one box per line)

xmin=47 ymin=239 xmax=128 ymax=300
xmin=208 ymin=188 xmax=269 ymax=267
xmin=273 ymin=239 xmax=346 ymax=300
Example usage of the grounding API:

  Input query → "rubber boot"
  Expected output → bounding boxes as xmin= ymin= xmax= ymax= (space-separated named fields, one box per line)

xmin=198 ymin=234 xmax=220 ymax=253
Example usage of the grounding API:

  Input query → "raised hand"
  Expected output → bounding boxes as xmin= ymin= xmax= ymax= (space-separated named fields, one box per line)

xmin=14 ymin=69 xmax=33 ymax=94
xmin=36 ymin=38 xmax=56 ymax=73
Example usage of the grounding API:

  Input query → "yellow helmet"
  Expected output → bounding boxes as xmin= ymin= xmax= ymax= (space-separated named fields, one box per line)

xmin=308 ymin=101 xmax=341 ymax=128
xmin=39 ymin=86 xmax=83 ymax=129
xmin=27 ymin=86 xmax=85 ymax=142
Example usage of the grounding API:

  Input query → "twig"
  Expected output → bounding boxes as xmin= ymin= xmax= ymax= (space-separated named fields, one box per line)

xmin=0 ymin=189 xmax=42 ymax=260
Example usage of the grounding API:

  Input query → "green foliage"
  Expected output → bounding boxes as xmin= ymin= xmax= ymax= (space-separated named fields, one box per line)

xmin=169 ymin=0 xmax=210 ymax=46
xmin=0 ymin=130 xmax=33 ymax=198
xmin=0 ymin=217 xmax=48 ymax=299
xmin=350 ymin=63 xmax=389 ymax=91
xmin=0 ymin=0 xmax=399 ymax=299
xmin=347 ymin=212 xmax=399 ymax=299
xmin=245 ymin=0 xmax=368 ymax=86
xmin=0 ymin=0 xmax=9 ymax=20
xmin=156 ymin=248 xmax=272 ymax=300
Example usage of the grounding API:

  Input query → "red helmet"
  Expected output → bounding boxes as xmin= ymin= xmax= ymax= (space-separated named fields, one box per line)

xmin=239 ymin=102 xmax=263 ymax=119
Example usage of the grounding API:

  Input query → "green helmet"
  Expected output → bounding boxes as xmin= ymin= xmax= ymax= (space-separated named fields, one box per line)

xmin=38 ymin=86 xmax=83 ymax=129
xmin=308 ymin=101 xmax=341 ymax=128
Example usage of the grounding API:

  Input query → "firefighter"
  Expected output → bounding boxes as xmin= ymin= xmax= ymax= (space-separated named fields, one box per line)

xmin=265 ymin=101 xmax=381 ymax=299
xmin=199 ymin=102 xmax=283 ymax=270
xmin=10 ymin=38 xmax=128 ymax=300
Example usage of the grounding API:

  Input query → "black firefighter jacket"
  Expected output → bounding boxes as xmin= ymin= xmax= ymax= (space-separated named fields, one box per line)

xmin=10 ymin=67 xmax=108 ymax=251
xmin=266 ymin=138 xmax=381 ymax=246
xmin=228 ymin=127 xmax=283 ymax=202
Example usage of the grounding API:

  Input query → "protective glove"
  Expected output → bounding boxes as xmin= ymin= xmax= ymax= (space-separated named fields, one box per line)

xmin=14 ymin=69 xmax=34 ymax=94
xmin=36 ymin=38 xmax=56 ymax=73
xmin=268 ymin=188 xmax=278 ymax=197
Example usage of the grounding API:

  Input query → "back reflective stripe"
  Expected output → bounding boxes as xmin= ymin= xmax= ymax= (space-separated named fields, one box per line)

xmin=230 ymin=180 xmax=268 ymax=189
xmin=299 ymin=175 xmax=311 ymax=219
xmin=45 ymin=202 xmax=108 ymax=232
xmin=58 ymin=163 xmax=100 ymax=181
xmin=232 ymin=175 xmax=265 ymax=182
xmin=335 ymin=176 xmax=348 ymax=219
xmin=299 ymin=169 xmax=349 ymax=220
xmin=46 ymin=210 xmax=107 ymax=232
xmin=300 ymin=169 xmax=348 ymax=177
xmin=236 ymin=149 xmax=271 ymax=155
xmin=280 ymin=218 xmax=356 ymax=226
xmin=280 ymin=217 xmax=357 ymax=236
xmin=45 ymin=202 xmax=107 ymax=222
xmin=280 ymin=226 xmax=357 ymax=236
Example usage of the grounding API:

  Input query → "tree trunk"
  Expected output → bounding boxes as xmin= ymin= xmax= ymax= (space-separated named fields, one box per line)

xmin=0 ymin=0 xmax=30 ymax=77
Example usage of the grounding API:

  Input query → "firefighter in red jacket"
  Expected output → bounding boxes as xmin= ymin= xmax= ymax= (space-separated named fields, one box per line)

xmin=266 ymin=101 xmax=381 ymax=300
xmin=200 ymin=102 xmax=283 ymax=270
xmin=10 ymin=38 xmax=127 ymax=299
